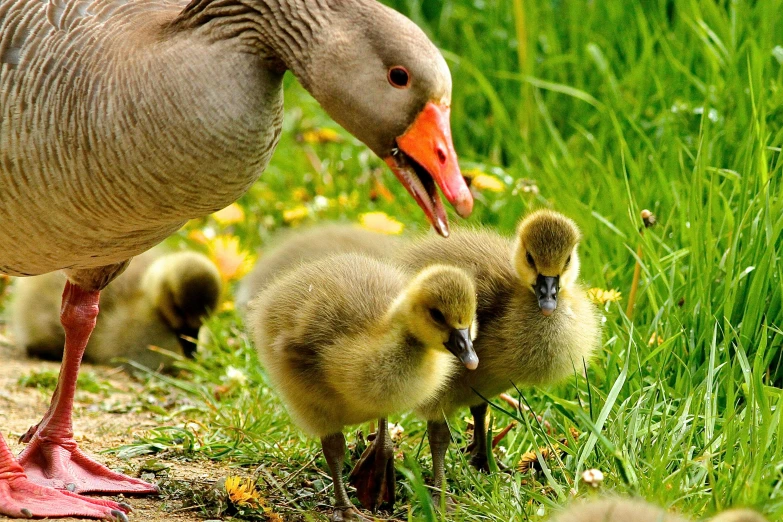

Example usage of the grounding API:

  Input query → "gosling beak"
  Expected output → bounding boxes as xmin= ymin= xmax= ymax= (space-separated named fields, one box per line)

xmin=385 ymin=102 xmax=473 ymax=237
xmin=534 ymin=275 xmax=559 ymax=316
xmin=445 ymin=328 xmax=478 ymax=370
xmin=176 ymin=325 xmax=201 ymax=359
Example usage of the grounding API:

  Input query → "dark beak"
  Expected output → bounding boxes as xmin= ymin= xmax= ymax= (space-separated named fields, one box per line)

xmin=444 ymin=328 xmax=478 ymax=370
xmin=176 ymin=326 xmax=201 ymax=359
xmin=534 ymin=275 xmax=559 ymax=316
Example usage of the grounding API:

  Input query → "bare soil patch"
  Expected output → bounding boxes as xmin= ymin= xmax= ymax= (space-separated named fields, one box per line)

xmin=0 ymin=325 xmax=232 ymax=521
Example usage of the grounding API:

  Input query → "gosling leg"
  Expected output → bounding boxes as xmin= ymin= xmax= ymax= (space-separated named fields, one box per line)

xmin=322 ymin=432 xmax=366 ymax=522
xmin=427 ymin=420 xmax=451 ymax=505
xmin=468 ymin=403 xmax=490 ymax=472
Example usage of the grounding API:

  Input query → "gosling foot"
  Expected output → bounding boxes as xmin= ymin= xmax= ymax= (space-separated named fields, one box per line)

xmin=331 ymin=505 xmax=372 ymax=521
xmin=467 ymin=451 xmax=509 ymax=473
xmin=348 ymin=437 xmax=395 ymax=511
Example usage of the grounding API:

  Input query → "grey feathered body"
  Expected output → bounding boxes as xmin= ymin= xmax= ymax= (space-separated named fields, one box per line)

xmin=397 ymin=228 xmax=601 ymax=420
xmin=0 ymin=0 xmax=283 ymax=275
xmin=248 ymin=253 xmax=455 ymax=436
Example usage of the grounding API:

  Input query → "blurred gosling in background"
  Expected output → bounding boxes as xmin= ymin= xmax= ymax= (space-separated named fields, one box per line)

xmin=551 ymin=497 xmax=767 ymax=522
xmin=235 ymin=223 xmax=401 ymax=312
xmin=11 ymin=250 xmax=221 ymax=371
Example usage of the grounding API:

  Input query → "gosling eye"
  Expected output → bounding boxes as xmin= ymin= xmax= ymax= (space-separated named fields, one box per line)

xmin=525 ymin=251 xmax=536 ymax=268
xmin=429 ymin=308 xmax=447 ymax=326
xmin=565 ymin=255 xmax=572 ymax=268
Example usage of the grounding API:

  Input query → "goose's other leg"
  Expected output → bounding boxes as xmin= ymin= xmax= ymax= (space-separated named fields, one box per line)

xmin=321 ymin=432 xmax=369 ymax=522
xmin=1 ymin=420 xmax=130 ymax=519
xmin=348 ymin=417 xmax=395 ymax=511
xmin=17 ymin=279 xmax=158 ymax=495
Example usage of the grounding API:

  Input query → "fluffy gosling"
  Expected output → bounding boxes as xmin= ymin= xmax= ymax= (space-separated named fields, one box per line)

xmin=248 ymin=253 xmax=478 ymax=520
xmin=396 ymin=209 xmax=601 ymax=493
xmin=551 ymin=498 xmax=767 ymax=522
xmin=11 ymin=250 xmax=221 ymax=370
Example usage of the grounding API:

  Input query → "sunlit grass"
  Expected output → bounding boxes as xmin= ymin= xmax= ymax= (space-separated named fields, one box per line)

xmin=102 ymin=0 xmax=783 ymax=520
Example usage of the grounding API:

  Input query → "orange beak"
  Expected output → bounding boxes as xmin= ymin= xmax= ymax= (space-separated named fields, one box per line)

xmin=384 ymin=102 xmax=473 ymax=237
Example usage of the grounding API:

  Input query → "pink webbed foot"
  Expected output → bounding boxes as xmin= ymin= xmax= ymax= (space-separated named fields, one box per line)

xmin=17 ymin=436 xmax=158 ymax=495
xmin=0 ymin=464 xmax=130 ymax=520
xmin=15 ymin=280 xmax=158 ymax=496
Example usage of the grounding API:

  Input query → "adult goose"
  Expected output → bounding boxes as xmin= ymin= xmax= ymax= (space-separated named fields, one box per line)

xmin=0 ymin=0 xmax=472 ymax=518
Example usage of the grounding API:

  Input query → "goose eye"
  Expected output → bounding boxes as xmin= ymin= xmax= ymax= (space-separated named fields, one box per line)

xmin=565 ymin=255 xmax=572 ymax=267
xmin=388 ymin=66 xmax=411 ymax=89
xmin=525 ymin=252 xmax=536 ymax=268
xmin=429 ymin=308 xmax=446 ymax=325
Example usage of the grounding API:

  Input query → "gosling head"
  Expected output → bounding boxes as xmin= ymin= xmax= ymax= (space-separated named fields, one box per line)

xmin=513 ymin=210 xmax=582 ymax=316
xmin=146 ymin=252 xmax=222 ymax=358
xmin=711 ymin=509 xmax=768 ymax=522
xmin=400 ymin=265 xmax=479 ymax=370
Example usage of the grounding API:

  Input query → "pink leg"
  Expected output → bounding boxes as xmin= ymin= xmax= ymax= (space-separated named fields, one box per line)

xmin=0 ymin=434 xmax=129 ymax=519
xmin=17 ymin=282 xmax=158 ymax=495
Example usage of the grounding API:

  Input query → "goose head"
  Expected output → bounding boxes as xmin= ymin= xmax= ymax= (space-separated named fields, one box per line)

xmin=145 ymin=252 xmax=222 ymax=357
xmin=512 ymin=210 xmax=582 ymax=316
xmin=396 ymin=265 xmax=479 ymax=369
xmin=301 ymin=4 xmax=472 ymax=236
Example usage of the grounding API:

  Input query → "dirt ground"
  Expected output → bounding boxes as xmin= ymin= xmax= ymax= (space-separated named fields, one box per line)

xmin=0 ymin=325 xmax=232 ymax=522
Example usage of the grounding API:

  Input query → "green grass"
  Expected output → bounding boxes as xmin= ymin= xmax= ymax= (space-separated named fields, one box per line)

xmin=110 ymin=0 xmax=783 ymax=520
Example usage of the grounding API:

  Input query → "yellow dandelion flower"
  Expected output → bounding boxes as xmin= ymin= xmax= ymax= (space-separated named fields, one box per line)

xmin=187 ymin=229 xmax=210 ymax=245
xmin=291 ymin=187 xmax=310 ymax=202
xmin=212 ymin=203 xmax=246 ymax=226
xmin=463 ymin=168 xmax=505 ymax=193
xmin=359 ymin=212 xmax=404 ymax=235
xmin=472 ymin=174 xmax=505 ymax=192
xmin=224 ymin=475 xmax=264 ymax=508
xmin=587 ymin=288 xmax=622 ymax=305
xmin=301 ymin=127 xmax=342 ymax=144
xmin=283 ymin=205 xmax=309 ymax=224
xmin=207 ymin=235 xmax=256 ymax=283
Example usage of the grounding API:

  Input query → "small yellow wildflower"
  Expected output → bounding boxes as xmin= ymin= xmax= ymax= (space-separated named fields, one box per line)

xmin=463 ymin=168 xmax=505 ymax=192
xmin=291 ymin=187 xmax=310 ymax=202
xmin=472 ymin=174 xmax=505 ymax=192
xmin=359 ymin=212 xmax=404 ymax=235
xmin=207 ymin=235 xmax=256 ymax=283
xmin=301 ymin=127 xmax=342 ymax=144
xmin=283 ymin=205 xmax=309 ymax=224
xmin=212 ymin=203 xmax=245 ymax=226
xmin=648 ymin=332 xmax=664 ymax=346
xmin=587 ymin=288 xmax=622 ymax=305
xmin=187 ymin=229 xmax=210 ymax=245
xmin=224 ymin=475 xmax=264 ymax=508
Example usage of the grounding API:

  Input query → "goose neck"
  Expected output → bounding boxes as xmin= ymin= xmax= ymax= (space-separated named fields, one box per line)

xmin=171 ymin=0 xmax=331 ymax=75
